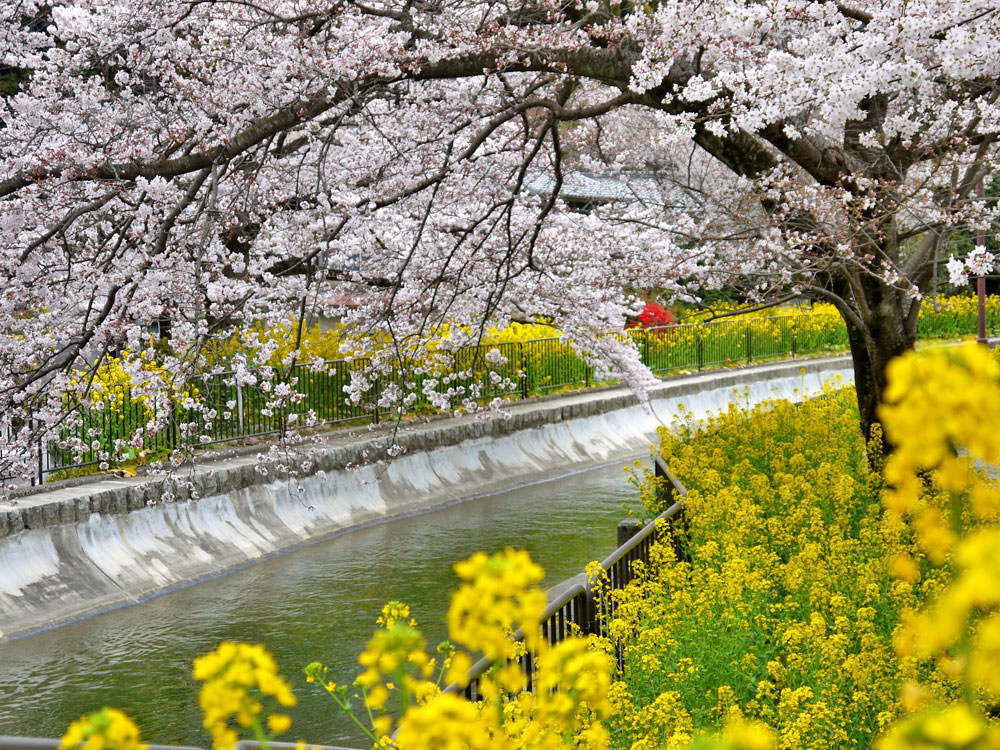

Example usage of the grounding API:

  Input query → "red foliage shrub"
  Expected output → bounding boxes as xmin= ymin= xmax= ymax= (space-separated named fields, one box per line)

xmin=627 ymin=302 xmax=676 ymax=329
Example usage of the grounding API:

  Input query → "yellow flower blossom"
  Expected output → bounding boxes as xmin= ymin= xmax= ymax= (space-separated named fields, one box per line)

xmin=395 ymin=693 xmax=509 ymax=750
xmin=266 ymin=713 xmax=292 ymax=734
xmin=447 ymin=548 xmax=547 ymax=661
xmin=876 ymin=704 xmax=997 ymax=750
xmin=59 ymin=708 xmax=146 ymax=750
xmin=193 ymin=641 xmax=296 ymax=750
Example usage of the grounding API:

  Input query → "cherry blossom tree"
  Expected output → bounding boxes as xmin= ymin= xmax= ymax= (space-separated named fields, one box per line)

xmin=2 ymin=0 xmax=999 ymax=480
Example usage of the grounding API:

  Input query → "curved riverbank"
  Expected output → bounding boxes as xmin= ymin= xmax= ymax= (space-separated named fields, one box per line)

xmin=0 ymin=356 xmax=852 ymax=642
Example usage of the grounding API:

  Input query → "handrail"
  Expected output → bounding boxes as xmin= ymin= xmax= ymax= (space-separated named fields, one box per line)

xmin=450 ymin=457 xmax=688 ymax=699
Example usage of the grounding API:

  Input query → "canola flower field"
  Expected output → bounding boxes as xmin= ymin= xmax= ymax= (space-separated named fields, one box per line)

xmin=610 ymin=388 xmax=920 ymax=749
xmin=606 ymin=344 xmax=1000 ymax=750
xmin=55 ymin=344 xmax=1000 ymax=750
xmin=38 ymin=295 xmax=1000 ymax=481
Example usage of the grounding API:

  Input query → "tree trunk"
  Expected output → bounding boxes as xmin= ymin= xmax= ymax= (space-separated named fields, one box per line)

xmin=839 ymin=286 xmax=917 ymax=463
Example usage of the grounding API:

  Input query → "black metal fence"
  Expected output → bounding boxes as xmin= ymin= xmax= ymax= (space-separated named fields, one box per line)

xmin=451 ymin=456 xmax=687 ymax=699
xmin=15 ymin=314 xmax=846 ymax=484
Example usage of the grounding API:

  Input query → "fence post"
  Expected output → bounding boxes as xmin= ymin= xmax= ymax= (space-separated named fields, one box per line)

xmin=373 ymin=376 xmax=381 ymax=425
xmin=617 ymin=518 xmax=642 ymax=547
xmin=275 ymin=372 xmax=287 ymax=440
xmin=696 ymin=327 xmax=704 ymax=371
xmin=584 ymin=579 xmax=601 ymax=637
xmin=520 ymin=343 xmax=529 ymax=399
xmin=236 ymin=383 xmax=245 ymax=436
xmin=170 ymin=395 xmax=178 ymax=452
xmin=791 ymin=319 xmax=797 ymax=358
xmin=34 ymin=419 xmax=43 ymax=486
xmin=643 ymin=328 xmax=650 ymax=367
xmin=746 ymin=324 xmax=752 ymax=364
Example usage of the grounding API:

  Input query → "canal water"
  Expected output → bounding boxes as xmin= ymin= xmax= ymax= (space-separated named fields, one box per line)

xmin=0 ymin=458 xmax=643 ymax=747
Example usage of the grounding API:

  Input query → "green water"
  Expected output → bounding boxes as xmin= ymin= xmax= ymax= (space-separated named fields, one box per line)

xmin=0 ymin=459 xmax=643 ymax=747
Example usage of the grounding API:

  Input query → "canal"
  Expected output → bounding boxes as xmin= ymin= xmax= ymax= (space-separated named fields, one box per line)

xmin=0 ymin=458 xmax=643 ymax=747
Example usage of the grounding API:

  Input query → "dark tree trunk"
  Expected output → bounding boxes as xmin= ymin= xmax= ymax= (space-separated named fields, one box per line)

xmin=843 ymin=314 xmax=909 ymax=451
xmin=834 ymin=276 xmax=918 ymax=463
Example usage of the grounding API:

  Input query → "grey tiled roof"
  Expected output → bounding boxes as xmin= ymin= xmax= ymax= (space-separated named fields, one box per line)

xmin=525 ymin=170 xmax=697 ymax=210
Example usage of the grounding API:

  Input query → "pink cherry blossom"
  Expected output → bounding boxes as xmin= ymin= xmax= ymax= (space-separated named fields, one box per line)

xmin=2 ymin=0 xmax=999 ymax=480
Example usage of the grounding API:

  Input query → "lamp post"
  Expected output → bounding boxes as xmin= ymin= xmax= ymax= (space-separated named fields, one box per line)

xmin=977 ymin=177 xmax=988 ymax=345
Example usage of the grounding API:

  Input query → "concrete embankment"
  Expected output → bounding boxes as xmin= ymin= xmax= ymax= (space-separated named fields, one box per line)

xmin=0 ymin=356 xmax=853 ymax=642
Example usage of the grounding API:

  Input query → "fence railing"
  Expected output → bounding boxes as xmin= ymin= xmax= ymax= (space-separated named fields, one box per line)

xmin=12 ymin=314 xmax=848 ymax=485
xmin=450 ymin=456 xmax=688 ymax=700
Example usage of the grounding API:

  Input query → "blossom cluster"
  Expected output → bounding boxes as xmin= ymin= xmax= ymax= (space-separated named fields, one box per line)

xmin=192 ymin=641 xmax=297 ymax=750
xmin=448 ymin=548 xmax=548 ymax=663
xmin=876 ymin=343 xmax=1000 ymax=749
xmin=304 ymin=547 xmax=616 ymax=749
xmin=59 ymin=708 xmax=146 ymax=750
xmin=946 ymin=249 xmax=996 ymax=287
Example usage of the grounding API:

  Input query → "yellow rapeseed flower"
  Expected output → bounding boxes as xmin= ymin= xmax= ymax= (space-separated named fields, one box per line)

xmin=193 ymin=641 xmax=296 ymax=750
xmin=59 ymin=708 xmax=146 ymax=750
xmin=447 ymin=548 xmax=547 ymax=661
xmin=395 ymin=693 xmax=508 ymax=750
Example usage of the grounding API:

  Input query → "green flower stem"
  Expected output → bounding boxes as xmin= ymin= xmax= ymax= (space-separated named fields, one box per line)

xmin=249 ymin=713 xmax=270 ymax=750
xmin=326 ymin=685 xmax=378 ymax=744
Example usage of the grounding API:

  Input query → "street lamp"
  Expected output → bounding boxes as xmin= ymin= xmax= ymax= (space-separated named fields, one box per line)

xmin=977 ymin=177 xmax=988 ymax=345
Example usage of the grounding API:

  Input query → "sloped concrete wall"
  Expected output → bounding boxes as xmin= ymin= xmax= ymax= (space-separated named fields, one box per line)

xmin=0 ymin=357 xmax=852 ymax=641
